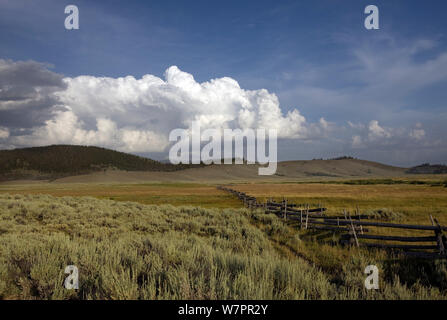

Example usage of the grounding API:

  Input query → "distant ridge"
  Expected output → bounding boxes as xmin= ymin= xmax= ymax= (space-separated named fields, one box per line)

xmin=0 ymin=145 xmax=412 ymax=183
xmin=406 ymin=163 xmax=447 ymax=174
xmin=0 ymin=145 xmax=199 ymax=181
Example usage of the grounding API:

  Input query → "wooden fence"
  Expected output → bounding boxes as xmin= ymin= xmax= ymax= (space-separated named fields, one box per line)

xmin=218 ymin=186 xmax=447 ymax=259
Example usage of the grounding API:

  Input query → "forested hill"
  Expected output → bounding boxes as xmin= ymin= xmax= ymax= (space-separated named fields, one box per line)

xmin=406 ymin=163 xmax=447 ymax=174
xmin=0 ymin=145 xmax=196 ymax=180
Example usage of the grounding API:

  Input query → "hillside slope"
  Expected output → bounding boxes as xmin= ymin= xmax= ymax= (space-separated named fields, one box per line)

xmin=0 ymin=145 xmax=197 ymax=181
xmin=276 ymin=158 xmax=405 ymax=178
xmin=406 ymin=163 xmax=447 ymax=174
xmin=48 ymin=158 xmax=408 ymax=184
xmin=0 ymin=145 xmax=408 ymax=183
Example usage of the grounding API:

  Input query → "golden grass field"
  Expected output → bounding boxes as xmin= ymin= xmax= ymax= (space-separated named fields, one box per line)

xmin=0 ymin=174 xmax=446 ymax=299
xmin=1 ymin=177 xmax=446 ymax=244
xmin=0 ymin=182 xmax=241 ymax=208
xmin=3 ymin=193 xmax=445 ymax=300
xmin=1 ymin=177 xmax=446 ymax=223
xmin=233 ymin=180 xmax=447 ymax=223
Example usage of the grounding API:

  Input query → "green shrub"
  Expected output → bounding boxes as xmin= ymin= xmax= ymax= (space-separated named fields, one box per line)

xmin=0 ymin=194 xmax=444 ymax=300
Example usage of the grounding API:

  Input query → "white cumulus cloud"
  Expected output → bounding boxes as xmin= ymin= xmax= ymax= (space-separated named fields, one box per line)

xmin=410 ymin=128 xmax=425 ymax=141
xmin=16 ymin=65 xmax=311 ymax=152
xmin=368 ymin=120 xmax=392 ymax=140
xmin=0 ymin=127 xmax=9 ymax=139
xmin=12 ymin=108 xmax=169 ymax=152
xmin=350 ymin=120 xmax=429 ymax=150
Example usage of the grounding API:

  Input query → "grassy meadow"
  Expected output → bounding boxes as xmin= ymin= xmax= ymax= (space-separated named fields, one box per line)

xmin=0 ymin=177 xmax=446 ymax=299
xmin=0 ymin=182 xmax=241 ymax=208
xmin=232 ymin=178 xmax=447 ymax=224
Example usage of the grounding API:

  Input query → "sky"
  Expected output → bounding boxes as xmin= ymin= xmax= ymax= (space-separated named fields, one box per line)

xmin=0 ymin=0 xmax=446 ymax=166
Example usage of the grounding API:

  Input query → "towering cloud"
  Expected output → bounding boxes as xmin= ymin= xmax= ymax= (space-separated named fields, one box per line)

xmin=0 ymin=58 xmax=438 ymax=166
xmin=5 ymin=62 xmax=312 ymax=152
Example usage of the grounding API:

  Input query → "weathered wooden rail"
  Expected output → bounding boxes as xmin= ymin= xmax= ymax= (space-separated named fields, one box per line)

xmin=218 ymin=185 xmax=447 ymax=259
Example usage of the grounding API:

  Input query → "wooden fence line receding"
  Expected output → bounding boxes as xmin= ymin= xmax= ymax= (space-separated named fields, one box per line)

xmin=355 ymin=234 xmax=437 ymax=242
xmin=217 ymin=185 xmax=447 ymax=259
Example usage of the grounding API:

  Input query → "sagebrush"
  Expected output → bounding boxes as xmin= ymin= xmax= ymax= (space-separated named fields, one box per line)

xmin=0 ymin=194 xmax=445 ymax=300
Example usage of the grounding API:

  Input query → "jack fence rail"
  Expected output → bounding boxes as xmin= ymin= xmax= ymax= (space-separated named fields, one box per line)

xmin=218 ymin=185 xmax=447 ymax=259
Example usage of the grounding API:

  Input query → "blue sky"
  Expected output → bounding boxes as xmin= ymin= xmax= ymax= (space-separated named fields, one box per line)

xmin=0 ymin=0 xmax=446 ymax=166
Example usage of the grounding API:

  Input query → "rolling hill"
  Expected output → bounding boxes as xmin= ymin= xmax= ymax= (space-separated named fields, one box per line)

xmin=0 ymin=145 xmax=199 ymax=181
xmin=0 ymin=144 xmax=413 ymax=183
xmin=406 ymin=163 xmax=447 ymax=174
xmin=0 ymin=145 xmax=413 ymax=183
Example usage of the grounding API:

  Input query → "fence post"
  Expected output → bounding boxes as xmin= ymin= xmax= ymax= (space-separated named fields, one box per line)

xmin=349 ymin=211 xmax=359 ymax=247
xmin=305 ymin=206 xmax=309 ymax=230
xmin=300 ymin=209 xmax=303 ymax=229
xmin=431 ymin=215 xmax=446 ymax=256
